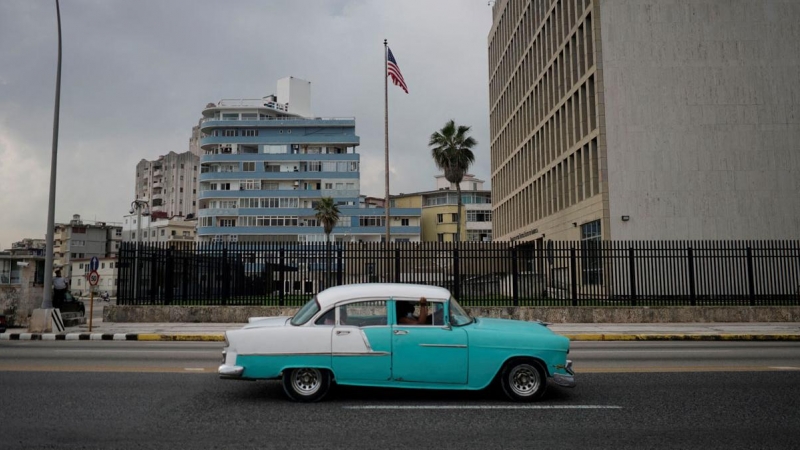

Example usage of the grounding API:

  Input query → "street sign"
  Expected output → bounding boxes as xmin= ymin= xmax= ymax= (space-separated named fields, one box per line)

xmin=90 ymin=256 xmax=99 ymax=271
xmin=88 ymin=270 xmax=100 ymax=286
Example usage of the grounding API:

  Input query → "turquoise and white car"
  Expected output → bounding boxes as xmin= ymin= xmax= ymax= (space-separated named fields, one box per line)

xmin=219 ymin=283 xmax=575 ymax=402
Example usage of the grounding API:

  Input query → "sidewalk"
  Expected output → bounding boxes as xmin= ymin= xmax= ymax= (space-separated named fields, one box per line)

xmin=3 ymin=315 xmax=799 ymax=341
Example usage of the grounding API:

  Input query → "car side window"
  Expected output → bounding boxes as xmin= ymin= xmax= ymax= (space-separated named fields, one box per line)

xmin=395 ymin=300 xmax=445 ymax=326
xmin=339 ymin=300 xmax=387 ymax=327
xmin=314 ymin=308 xmax=336 ymax=326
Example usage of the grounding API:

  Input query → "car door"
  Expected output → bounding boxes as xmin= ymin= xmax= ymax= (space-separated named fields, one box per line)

xmin=391 ymin=299 xmax=468 ymax=384
xmin=331 ymin=299 xmax=392 ymax=383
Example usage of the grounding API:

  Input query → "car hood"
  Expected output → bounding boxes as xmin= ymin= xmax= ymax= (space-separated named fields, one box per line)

xmin=471 ymin=317 xmax=554 ymax=335
xmin=243 ymin=316 xmax=292 ymax=329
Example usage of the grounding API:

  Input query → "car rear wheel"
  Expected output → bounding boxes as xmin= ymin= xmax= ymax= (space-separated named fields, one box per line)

xmin=282 ymin=368 xmax=331 ymax=402
xmin=500 ymin=360 xmax=546 ymax=402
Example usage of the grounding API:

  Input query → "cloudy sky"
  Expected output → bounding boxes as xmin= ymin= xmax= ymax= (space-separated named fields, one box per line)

xmin=0 ymin=0 xmax=493 ymax=249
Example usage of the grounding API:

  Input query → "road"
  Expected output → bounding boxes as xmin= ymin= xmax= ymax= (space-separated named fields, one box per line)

xmin=1 ymin=341 xmax=799 ymax=449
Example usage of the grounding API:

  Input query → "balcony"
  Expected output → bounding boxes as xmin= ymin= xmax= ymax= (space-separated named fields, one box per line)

xmin=199 ymin=116 xmax=355 ymax=133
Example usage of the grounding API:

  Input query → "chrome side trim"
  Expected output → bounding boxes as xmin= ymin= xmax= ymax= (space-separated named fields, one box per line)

xmin=218 ymin=364 xmax=244 ymax=378
xmin=332 ymin=352 xmax=390 ymax=357
xmin=418 ymin=344 xmax=467 ymax=348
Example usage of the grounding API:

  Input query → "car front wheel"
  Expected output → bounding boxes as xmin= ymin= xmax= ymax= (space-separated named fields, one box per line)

xmin=500 ymin=360 xmax=546 ymax=402
xmin=282 ymin=368 xmax=331 ymax=402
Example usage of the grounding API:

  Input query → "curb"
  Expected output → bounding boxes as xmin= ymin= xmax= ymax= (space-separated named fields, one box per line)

xmin=3 ymin=333 xmax=799 ymax=342
xmin=0 ymin=333 xmax=225 ymax=342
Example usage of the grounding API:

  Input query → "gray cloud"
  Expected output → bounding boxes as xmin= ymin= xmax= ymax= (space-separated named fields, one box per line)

xmin=0 ymin=0 xmax=492 ymax=248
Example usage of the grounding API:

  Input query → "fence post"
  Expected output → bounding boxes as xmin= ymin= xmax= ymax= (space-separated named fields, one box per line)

xmin=511 ymin=246 xmax=519 ymax=306
xmin=279 ymin=248 xmax=285 ymax=307
xmin=629 ymin=246 xmax=637 ymax=306
xmin=570 ymin=246 xmax=578 ymax=307
xmin=746 ymin=246 xmax=755 ymax=306
xmin=165 ymin=246 xmax=174 ymax=305
xmin=394 ymin=248 xmax=401 ymax=283
xmin=453 ymin=246 xmax=461 ymax=300
xmin=149 ymin=248 xmax=157 ymax=305
xmin=337 ymin=247 xmax=344 ymax=286
xmin=222 ymin=247 xmax=229 ymax=305
xmin=687 ymin=247 xmax=696 ymax=306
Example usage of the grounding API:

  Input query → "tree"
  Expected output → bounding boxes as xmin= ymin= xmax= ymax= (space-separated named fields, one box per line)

xmin=429 ymin=119 xmax=477 ymax=242
xmin=314 ymin=197 xmax=340 ymax=287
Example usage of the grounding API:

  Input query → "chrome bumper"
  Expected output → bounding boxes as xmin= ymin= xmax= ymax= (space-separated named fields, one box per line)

xmin=218 ymin=364 xmax=244 ymax=378
xmin=552 ymin=359 xmax=576 ymax=388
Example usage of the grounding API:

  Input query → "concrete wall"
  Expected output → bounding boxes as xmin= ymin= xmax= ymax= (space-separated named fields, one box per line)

xmin=0 ymin=263 xmax=44 ymax=327
xmin=601 ymin=0 xmax=800 ymax=239
xmin=104 ymin=305 xmax=800 ymax=324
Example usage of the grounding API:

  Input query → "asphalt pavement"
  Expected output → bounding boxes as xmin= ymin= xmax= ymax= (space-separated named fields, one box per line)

xmin=2 ymin=300 xmax=799 ymax=341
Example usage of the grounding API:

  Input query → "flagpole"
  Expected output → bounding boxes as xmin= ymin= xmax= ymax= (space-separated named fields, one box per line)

xmin=383 ymin=39 xmax=391 ymax=244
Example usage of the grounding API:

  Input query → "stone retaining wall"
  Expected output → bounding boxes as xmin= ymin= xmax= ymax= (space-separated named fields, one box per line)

xmin=104 ymin=305 xmax=800 ymax=323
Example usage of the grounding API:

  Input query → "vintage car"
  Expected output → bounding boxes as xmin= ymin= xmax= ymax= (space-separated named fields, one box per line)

xmin=219 ymin=283 xmax=575 ymax=402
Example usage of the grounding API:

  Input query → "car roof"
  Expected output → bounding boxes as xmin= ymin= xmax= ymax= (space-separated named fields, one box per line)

xmin=316 ymin=283 xmax=452 ymax=310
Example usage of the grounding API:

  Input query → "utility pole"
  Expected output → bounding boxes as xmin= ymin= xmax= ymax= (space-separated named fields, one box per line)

xmin=42 ymin=0 xmax=63 ymax=309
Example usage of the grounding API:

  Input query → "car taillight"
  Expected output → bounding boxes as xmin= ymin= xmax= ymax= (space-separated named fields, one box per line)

xmin=0 ymin=316 xmax=6 ymax=325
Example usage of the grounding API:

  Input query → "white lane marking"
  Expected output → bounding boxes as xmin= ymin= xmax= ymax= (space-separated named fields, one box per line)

xmin=769 ymin=366 xmax=800 ymax=370
xmin=184 ymin=368 xmax=206 ymax=371
xmin=343 ymin=405 xmax=622 ymax=410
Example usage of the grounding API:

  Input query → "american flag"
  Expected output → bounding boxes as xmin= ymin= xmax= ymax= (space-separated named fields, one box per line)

xmin=387 ymin=47 xmax=408 ymax=94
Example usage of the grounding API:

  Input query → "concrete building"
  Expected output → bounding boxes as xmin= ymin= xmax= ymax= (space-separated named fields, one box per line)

xmin=53 ymin=215 xmax=122 ymax=279
xmin=6 ymin=238 xmax=46 ymax=257
xmin=0 ymin=253 xmax=45 ymax=327
xmin=196 ymin=76 xmax=421 ymax=243
xmin=121 ymin=214 xmax=197 ymax=243
xmin=71 ymin=256 xmax=118 ymax=297
xmin=489 ymin=0 xmax=800 ymax=243
xmin=135 ymin=151 xmax=199 ymax=218
xmin=391 ymin=174 xmax=492 ymax=242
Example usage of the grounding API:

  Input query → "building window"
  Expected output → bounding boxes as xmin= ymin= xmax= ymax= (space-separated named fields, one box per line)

xmin=160 ymin=229 xmax=165 ymax=236
xmin=244 ymin=129 xmax=258 ymax=137
xmin=101 ymin=262 xmax=105 ymax=269
xmin=243 ymin=162 xmax=256 ymax=172
xmin=580 ymin=220 xmax=603 ymax=286
xmin=219 ymin=219 xmax=236 ymax=227
xmin=401 ymin=218 xmax=409 ymax=226
xmin=224 ymin=129 xmax=237 ymax=137
xmin=451 ymin=213 xmax=459 ymax=223
xmin=437 ymin=233 xmax=445 ymax=242
xmin=437 ymin=214 xmax=444 ymax=224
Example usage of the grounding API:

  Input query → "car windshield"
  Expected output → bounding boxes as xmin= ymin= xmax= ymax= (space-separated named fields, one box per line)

xmin=290 ymin=296 xmax=320 ymax=326
xmin=449 ymin=296 xmax=473 ymax=326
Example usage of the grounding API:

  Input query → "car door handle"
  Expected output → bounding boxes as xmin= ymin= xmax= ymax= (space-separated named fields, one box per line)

xmin=336 ymin=330 xmax=350 ymax=336
xmin=393 ymin=330 xmax=408 ymax=335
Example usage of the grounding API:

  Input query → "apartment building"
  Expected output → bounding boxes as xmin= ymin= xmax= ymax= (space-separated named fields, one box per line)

xmin=391 ymin=175 xmax=492 ymax=242
xmin=121 ymin=214 xmax=197 ymax=243
xmin=489 ymin=0 xmax=800 ymax=244
xmin=135 ymin=151 xmax=199 ymax=218
xmin=196 ymin=77 xmax=421 ymax=243
xmin=53 ymin=215 xmax=122 ymax=279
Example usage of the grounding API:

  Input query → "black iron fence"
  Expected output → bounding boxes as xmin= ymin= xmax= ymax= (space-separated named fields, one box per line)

xmin=117 ymin=241 xmax=800 ymax=307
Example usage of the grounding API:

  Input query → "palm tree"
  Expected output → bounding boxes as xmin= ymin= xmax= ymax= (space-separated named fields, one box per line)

xmin=314 ymin=197 xmax=340 ymax=287
xmin=429 ymin=119 xmax=477 ymax=242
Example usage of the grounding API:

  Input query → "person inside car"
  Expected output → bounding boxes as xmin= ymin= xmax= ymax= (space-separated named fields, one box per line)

xmin=396 ymin=297 xmax=429 ymax=325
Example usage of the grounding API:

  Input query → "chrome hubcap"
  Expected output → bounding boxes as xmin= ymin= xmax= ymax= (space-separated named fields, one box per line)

xmin=292 ymin=368 xmax=321 ymax=395
xmin=509 ymin=364 xmax=540 ymax=396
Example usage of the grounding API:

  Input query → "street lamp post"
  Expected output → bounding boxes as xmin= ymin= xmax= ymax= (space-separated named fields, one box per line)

xmin=42 ymin=0 xmax=63 ymax=309
xmin=130 ymin=199 xmax=150 ymax=300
